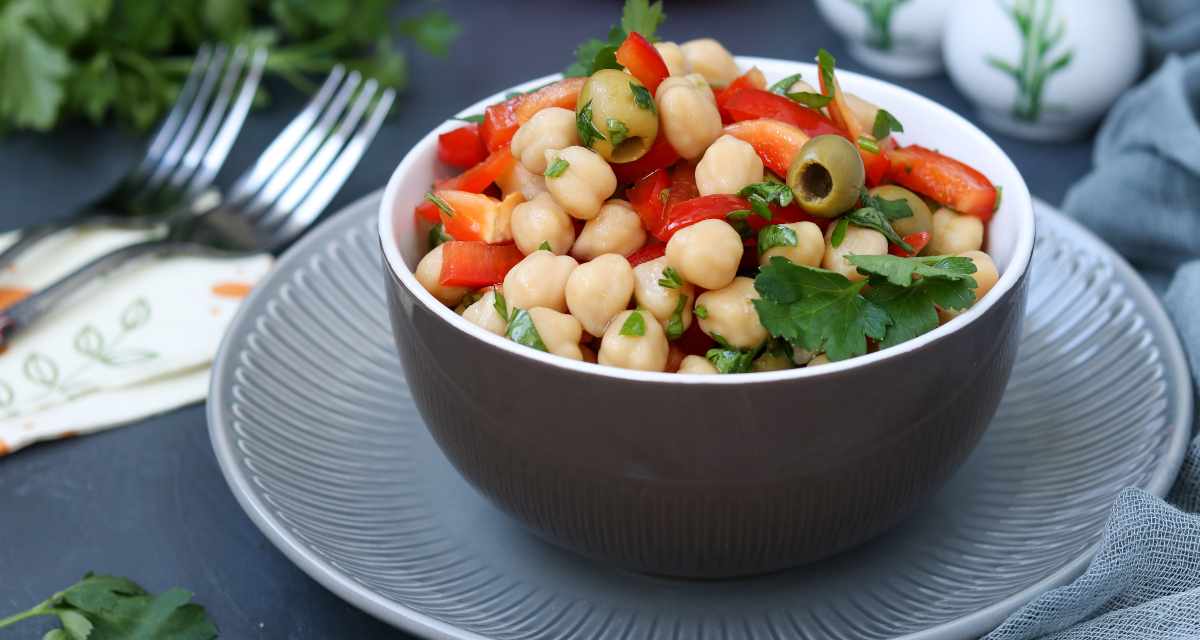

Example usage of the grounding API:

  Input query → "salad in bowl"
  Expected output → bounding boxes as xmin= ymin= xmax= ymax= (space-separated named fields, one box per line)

xmin=409 ymin=29 xmax=1001 ymax=375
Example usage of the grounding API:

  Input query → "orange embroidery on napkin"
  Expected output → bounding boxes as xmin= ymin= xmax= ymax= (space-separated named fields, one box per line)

xmin=0 ymin=286 xmax=30 ymax=310
xmin=211 ymin=282 xmax=253 ymax=299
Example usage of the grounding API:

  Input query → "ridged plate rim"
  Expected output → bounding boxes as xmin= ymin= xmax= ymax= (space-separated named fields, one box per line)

xmin=208 ymin=191 xmax=1192 ymax=640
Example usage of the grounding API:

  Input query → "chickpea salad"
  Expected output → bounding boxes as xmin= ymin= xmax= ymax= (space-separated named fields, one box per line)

xmin=411 ymin=0 xmax=1001 ymax=375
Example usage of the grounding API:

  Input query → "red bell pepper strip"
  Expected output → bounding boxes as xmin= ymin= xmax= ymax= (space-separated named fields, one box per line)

xmin=615 ymin=32 xmax=669 ymax=93
xmin=611 ymin=133 xmax=680 ymax=184
xmin=480 ymin=77 xmax=586 ymax=151
xmin=723 ymin=119 xmax=810 ymax=177
xmin=888 ymin=231 xmax=931 ymax=257
xmin=627 ymin=168 xmax=671 ymax=237
xmin=626 ymin=241 xmax=666 ymax=266
xmin=815 ymin=57 xmax=889 ymax=186
xmin=438 ymin=242 xmax=525 ymax=288
xmin=714 ymin=68 xmax=767 ymax=120
xmin=659 ymin=195 xmax=754 ymax=240
xmin=887 ymin=145 xmax=998 ymax=220
xmin=415 ymin=147 xmax=516 ymax=223
xmin=437 ymin=124 xmax=487 ymax=169
xmin=718 ymin=88 xmax=843 ymax=138
xmin=430 ymin=190 xmax=521 ymax=244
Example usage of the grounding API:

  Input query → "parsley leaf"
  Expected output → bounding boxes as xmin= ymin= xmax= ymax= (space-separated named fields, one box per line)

xmin=861 ymin=189 xmax=914 ymax=221
xmin=758 ymin=224 xmax=799 ymax=255
xmin=753 ymin=258 xmax=890 ymax=361
xmin=788 ymin=92 xmax=832 ymax=108
xmin=576 ymin=100 xmax=606 ymax=148
xmin=665 ymin=294 xmax=687 ymax=340
xmin=872 ymin=108 xmax=904 ymax=139
xmin=816 ymin=48 xmax=837 ymax=96
xmin=738 ymin=181 xmax=793 ymax=221
xmin=455 ymin=114 xmax=484 ymax=123
xmin=428 ymin=222 xmax=453 ymax=249
xmin=768 ymin=73 xmax=803 ymax=95
xmin=658 ymin=266 xmax=683 ymax=289
xmin=493 ymin=289 xmax=509 ymax=322
xmin=694 ymin=304 xmax=709 ymax=319
xmin=845 ymin=254 xmax=978 ymax=288
xmin=726 ymin=209 xmax=754 ymax=238
xmin=845 ymin=206 xmax=911 ymax=251
xmin=706 ymin=347 xmax=757 ymax=373
xmin=621 ymin=0 xmax=666 ymax=37
xmin=538 ymin=241 xmax=553 ymax=252
xmin=620 ymin=310 xmax=647 ymax=336
xmin=0 ymin=573 xmax=218 ymax=639
xmin=0 ymin=4 xmax=73 ymax=130
xmin=631 ymin=82 xmax=656 ymax=111
xmin=544 ymin=157 xmax=570 ymax=178
xmin=857 ymin=135 xmax=880 ymax=154
xmin=506 ymin=308 xmax=548 ymax=351
xmin=848 ymin=254 xmax=978 ymax=348
xmin=607 ymin=117 xmax=629 ymax=146
xmin=425 ymin=192 xmax=454 ymax=217
xmin=565 ymin=0 xmax=664 ymax=77
xmin=830 ymin=217 xmax=849 ymax=248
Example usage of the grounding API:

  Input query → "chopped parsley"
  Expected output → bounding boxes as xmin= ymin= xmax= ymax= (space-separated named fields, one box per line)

xmin=706 ymin=347 xmax=757 ymax=374
xmin=694 ymin=304 xmax=709 ymax=319
xmin=768 ymin=73 xmax=803 ymax=95
xmin=544 ymin=157 xmax=570 ymax=178
xmin=607 ymin=118 xmax=630 ymax=146
xmin=726 ymin=209 xmax=754 ymax=238
xmin=758 ymin=224 xmax=799 ymax=255
xmin=830 ymin=217 xmax=849 ymax=248
xmin=844 ymin=190 xmax=914 ymax=252
xmin=994 ymin=184 xmax=1004 ymax=212
xmin=665 ymin=294 xmax=688 ymax=340
xmin=857 ymin=135 xmax=880 ymax=154
xmin=428 ymin=222 xmax=453 ymax=249
xmin=620 ymin=310 xmax=647 ymax=336
xmin=493 ymin=289 xmax=508 ymax=322
xmin=564 ymin=0 xmax=666 ymax=77
xmin=631 ymin=82 xmax=656 ymax=112
xmin=738 ymin=181 xmax=794 ymax=221
xmin=788 ymin=92 xmax=832 ymax=108
xmin=538 ymin=241 xmax=553 ymax=252
xmin=816 ymin=48 xmax=837 ymax=96
xmin=872 ymin=109 xmax=904 ymax=140
xmin=506 ymin=308 xmax=548 ymax=351
xmin=658 ymin=266 xmax=684 ymax=289
xmin=425 ymin=192 xmax=454 ymax=217
xmin=455 ymin=114 xmax=484 ymax=123
xmin=576 ymin=100 xmax=606 ymax=148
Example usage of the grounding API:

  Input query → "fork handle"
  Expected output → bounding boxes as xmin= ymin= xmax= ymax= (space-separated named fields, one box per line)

xmin=0 ymin=239 xmax=175 ymax=348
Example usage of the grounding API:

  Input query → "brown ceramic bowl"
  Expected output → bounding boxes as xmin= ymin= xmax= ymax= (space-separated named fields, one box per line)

xmin=378 ymin=57 xmax=1035 ymax=578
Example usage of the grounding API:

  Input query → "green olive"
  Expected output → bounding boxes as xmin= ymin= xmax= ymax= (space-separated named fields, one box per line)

xmin=869 ymin=185 xmax=932 ymax=237
xmin=577 ymin=69 xmax=659 ymax=163
xmin=787 ymin=134 xmax=865 ymax=218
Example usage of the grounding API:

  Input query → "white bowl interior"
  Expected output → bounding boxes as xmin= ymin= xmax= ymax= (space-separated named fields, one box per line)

xmin=379 ymin=56 xmax=1035 ymax=383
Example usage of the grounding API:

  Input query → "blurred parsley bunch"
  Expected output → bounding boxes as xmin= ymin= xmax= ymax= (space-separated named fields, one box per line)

xmin=0 ymin=0 xmax=459 ymax=132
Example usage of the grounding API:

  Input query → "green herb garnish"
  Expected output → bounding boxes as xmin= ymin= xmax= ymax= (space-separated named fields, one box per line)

xmin=607 ymin=117 xmax=630 ymax=146
xmin=631 ymin=82 xmax=656 ymax=112
xmin=658 ymin=266 xmax=684 ymax=289
xmin=620 ymin=310 xmax=647 ymax=336
xmin=726 ymin=209 xmax=754 ymax=238
xmin=817 ymin=48 xmax=837 ymax=96
xmin=788 ymin=92 xmax=833 ymax=108
xmin=455 ymin=114 xmax=484 ymax=123
xmin=665 ymin=294 xmax=688 ymax=340
xmin=0 ymin=573 xmax=217 ymax=639
xmin=849 ymin=255 xmax=977 ymax=348
xmin=758 ymin=224 xmax=799 ymax=255
xmin=425 ymin=192 xmax=454 ymax=217
xmin=738 ymin=181 xmax=794 ymax=221
xmin=694 ymin=304 xmax=709 ymax=319
xmin=830 ymin=217 xmax=849 ymax=248
xmin=506 ymin=308 xmax=548 ymax=351
xmin=544 ymin=157 xmax=570 ymax=178
xmin=706 ymin=347 xmax=757 ymax=373
xmin=538 ymin=241 xmax=553 ymax=252
xmin=844 ymin=190 xmax=914 ymax=252
xmin=872 ymin=109 xmax=904 ymax=139
xmin=576 ymin=100 xmax=606 ymax=148
xmin=493 ymin=289 xmax=509 ymax=322
xmin=564 ymin=0 xmax=666 ymax=77
xmin=768 ymin=73 xmax=804 ymax=95
xmin=428 ymin=222 xmax=453 ymax=249
xmin=857 ymin=135 xmax=880 ymax=154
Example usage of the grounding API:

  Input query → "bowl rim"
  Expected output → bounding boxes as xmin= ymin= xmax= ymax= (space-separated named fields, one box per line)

xmin=378 ymin=55 xmax=1036 ymax=384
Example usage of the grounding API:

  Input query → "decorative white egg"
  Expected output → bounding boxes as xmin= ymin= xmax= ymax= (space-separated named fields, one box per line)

xmin=942 ymin=0 xmax=1142 ymax=141
xmin=815 ymin=0 xmax=953 ymax=78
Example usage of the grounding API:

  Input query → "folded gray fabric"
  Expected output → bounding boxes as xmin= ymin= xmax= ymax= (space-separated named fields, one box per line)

xmin=986 ymin=55 xmax=1200 ymax=640
xmin=1139 ymin=0 xmax=1200 ymax=61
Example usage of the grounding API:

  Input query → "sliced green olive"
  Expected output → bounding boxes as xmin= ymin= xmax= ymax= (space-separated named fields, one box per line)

xmin=869 ymin=184 xmax=932 ymax=237
xmin=787 ymin=134 xmax=865 ymax=218
xmin=577 ymin=69 xmax=659 ymax=163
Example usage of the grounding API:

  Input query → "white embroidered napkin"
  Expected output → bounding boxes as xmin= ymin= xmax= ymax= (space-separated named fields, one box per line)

xmin=0 ymin=225 xmax=271 ymax=456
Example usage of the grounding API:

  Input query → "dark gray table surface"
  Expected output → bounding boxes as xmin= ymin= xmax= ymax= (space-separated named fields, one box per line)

xmin=0 ymin=2 xmax=1095 ymax=638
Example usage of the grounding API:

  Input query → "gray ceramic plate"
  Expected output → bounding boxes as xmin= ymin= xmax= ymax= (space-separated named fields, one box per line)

xmin=209 ymin=193 xmax=1192 ymax=640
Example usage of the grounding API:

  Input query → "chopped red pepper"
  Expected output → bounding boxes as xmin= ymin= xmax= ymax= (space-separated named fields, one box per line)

xmin=627 ymin=168 xmax=671 ymax=237
xmin=659 ymin=194 xmax=753 ymax=240
xmin=887 ymin=145 xmax=998 ymax=220
xmin=429 ymin=190 xmax=521 ymax=244
xmin=479 ymin=77 xmax=586 ymax=151
xmin=718 ymin=88 xmax=843 ymax=138
xmin=415 ymin=146 xmax=516 ymax=223
xmin=714 ymin=69 xmax=767 ymax=120
xmin=438 ymin=242 xmax=525 ymax=288
xmin=437 ymin=124 xmax=487 ymax=169
xmin=612 ymin=133 xmax=680 ymax=184
xmin=889 ymin=231 xmax=931 ymax=257
xmin=626 ymin=241 xmax=666 ymax=266
xmin=723 ymin=119 xmax=810 ymax=177
xmin=615 ymin=32 xmax=670 ymax=93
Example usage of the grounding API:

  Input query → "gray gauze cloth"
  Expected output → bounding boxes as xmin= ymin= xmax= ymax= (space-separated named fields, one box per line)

xmin=985 ymin=55 xmax=1200 ymax=640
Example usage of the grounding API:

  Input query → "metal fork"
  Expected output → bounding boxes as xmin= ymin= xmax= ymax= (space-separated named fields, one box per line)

xmin=0 ymin=69 xmax=394 ymax=348
xmin=0 ymin=45 xmax=267 ymax=270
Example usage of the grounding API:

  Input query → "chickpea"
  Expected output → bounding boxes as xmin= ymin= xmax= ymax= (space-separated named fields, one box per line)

xmin=959 ymin=250 xmax=1000 ymax=300
xmin=511 ymin=192 xmax=575 ymax=255
xmin=822 ymin=224 xmax=887 ymax=282
xmin=543 ymin=146 xmax=617 ymax=220
xmin=695 ymin=135 xmax=764 ymax=196
xmin=510 ymin=107 xmax=578 ymax=174
xmin=598 ymin=309 xmax=669 ymax=372
xmin=680 ymin=38 xmax=740 ymax=87
xmin=928 ymin=207 xmax=984 ymax=255
xmin=565 ymin=253 xmax=636 ymax=337
xmin=415 ymin=244 xmax=468 ymax=306
xmin=654 ymin=41 xmax=689 ymax=76
xmin=807 ymin=354 xmax=831 ymax=367
xmin=496 ymin=162 xmax=547 ymax=201
xmin=677 ymin=354 xmax=719 ymax=374
xmin=695 ymin=277 xmax=768 ymax=350
xmin=844 ymin=93 xmax=880 ymax=135
xmin=572 ymin=200 xmax=647 ymax=260
xmin=462 ymin=287 xmax=507 ymax=336
xmin=655 ymin=74 xmax=723 ymax=160
xmin=527 ymin=307 xmax=584 ymax=361
xmin=759 ymin=221 xmax=824 ymax=267
xmin=869 ymin=185 xmax=932 ymax=237
xmin=665 ymin=218 xmax=743 ymax=290
xmin=752 ymin=351 xmax=793 ymax=372
xmin=633 ymin=256 xmax=696 ymax=335
xmin=502 ymin=250 xmax=578 ymax=313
